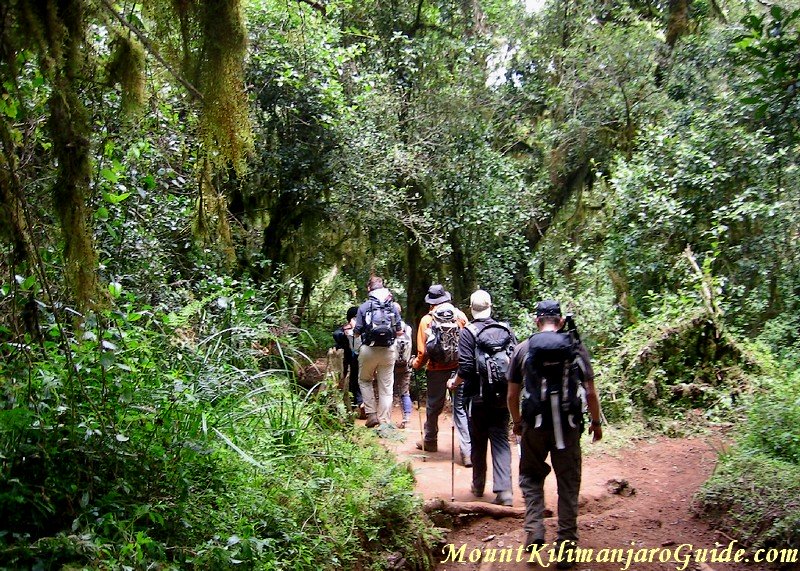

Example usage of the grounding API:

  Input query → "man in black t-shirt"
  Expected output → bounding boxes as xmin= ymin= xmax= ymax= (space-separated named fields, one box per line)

xmin=506 ymin=300 xmax=603 ymax=570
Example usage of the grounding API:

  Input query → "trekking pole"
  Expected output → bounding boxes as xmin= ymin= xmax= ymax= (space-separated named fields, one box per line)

xmin=449 ymin=383 xmax=456 ymax=502
xmin=451 ymin=418 xmax=456 ymax=502
xmin=415 ymin=367 xmax=426 ymax=462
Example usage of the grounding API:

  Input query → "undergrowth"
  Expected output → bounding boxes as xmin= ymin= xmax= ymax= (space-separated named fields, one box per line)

xmin=0 ymin=285 xmax=436 ymax=569
xmin=597 ymin=294 xmax=759 ymax=426
xmin=694 ymin=371 xmax=800 ymax=555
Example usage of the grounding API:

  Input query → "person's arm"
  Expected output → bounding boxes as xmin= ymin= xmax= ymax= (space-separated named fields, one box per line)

xmin=507 ymin=381 xmax=523 ymax=435
xmin=450 ymin=326 xmax=475 ymax=389
xmin=585 ymin=379 xmax=603 ymax=442
xmin=353 ymin=305 xmax=365 ymax=337
xmin=393 ymin=306 xmax=404 ymax=334
xmin=402 ymin=325 xmax=413 ymax=362
xmin=506 ymin=343 xmax=525 ymax=435
xmin=576 ymin=344 xmax=602 ymax=442
xmin=412 ymin=314 xmax=430 ymax=369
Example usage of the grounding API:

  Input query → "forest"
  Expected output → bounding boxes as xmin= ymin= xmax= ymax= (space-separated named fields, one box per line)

xmin=0 ymin=0 xmax=798 ymax=568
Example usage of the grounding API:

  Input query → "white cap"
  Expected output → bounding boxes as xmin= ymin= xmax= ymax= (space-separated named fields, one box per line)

xmin=470 ymin=289 xmax=492 ymax=320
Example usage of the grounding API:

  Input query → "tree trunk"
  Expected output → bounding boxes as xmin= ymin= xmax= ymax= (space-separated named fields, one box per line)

xmin=449 ymin=230 xmax=471 ymax=308
xmin=523 ymin=159 xmax=590 ymax=254
xmin=406 ymin=233 xmax=432 ymax=349
xmin=665 ymin=0 xmax=691 ymax=48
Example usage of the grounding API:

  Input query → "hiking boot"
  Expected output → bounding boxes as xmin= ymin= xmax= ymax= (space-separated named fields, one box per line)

xmin=356 ymin=403 xmax=367 ymax=420
xmin=493 ymin=490 xmax=513 ymax=506
xmin=525 ymin=534 xmax=545 ymax=553
xmin=365 ymin=414 xmax=379 ymax=428
xmin=554 ymin=540 xmax=578 ymax=570
xmin=470 ymin=484 xmax=484 ymax=497
xmin=461 ymin=452 xmax=472 ymax=467
xmin=415 ymin=440 xmax=437 ymax=452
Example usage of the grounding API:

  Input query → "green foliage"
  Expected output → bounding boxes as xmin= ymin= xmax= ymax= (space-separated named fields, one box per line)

xmin=695 ymin=449 xmax=800 ymax=550
xmin=695 ymin=370 xmax=800 ymax=550
xmin=733 ymin=5 xmax=800 ymax=137
xmin=596 ymin=288 xmax=753 ymax=424
xmin=0 ymin=287 xmax=434 ymax=569
xmin=756 ymin=312 xmax=800 ymax=369
xmin=745 ymin=371 xmax=800 ymax=465
xmin=608 ymin=108 xmax=795 ymax=328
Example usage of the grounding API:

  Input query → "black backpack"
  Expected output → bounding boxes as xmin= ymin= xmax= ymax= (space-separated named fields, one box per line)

xmin=522 ymin=330 xmax=584 ymax=424
xmin=363 ymin=299 xmax=397 ymax=347
xmin=425 ymin=306 xmax=460 ymax=365
xmin=466 ymin=321 xmax=516 ymax=407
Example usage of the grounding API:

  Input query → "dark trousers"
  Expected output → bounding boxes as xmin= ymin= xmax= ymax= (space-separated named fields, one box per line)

xmin=519 ymin=420 xmax=582 ymax=541
xmin=469 ymin=402 xmax=512 ymax=493
xmin=348 ymin=357 xmax=362 ymax=405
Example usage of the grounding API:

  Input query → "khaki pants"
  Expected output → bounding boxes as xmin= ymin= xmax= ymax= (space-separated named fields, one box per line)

xmin=358 ymin=345 xmax=397 ymax=424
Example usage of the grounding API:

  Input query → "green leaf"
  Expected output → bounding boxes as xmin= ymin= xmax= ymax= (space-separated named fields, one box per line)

xmin=103 ymin=191 xmax=131 ymax=205
xmin=17 ymin=275 xmax=36 ymax=291
xmin=108 ymin=281 xmax=122 ymax=298
xmin=96 ymin=206 xmax=109 ymax=221
xmin=101 ymin=168 xmax=119 ymax=183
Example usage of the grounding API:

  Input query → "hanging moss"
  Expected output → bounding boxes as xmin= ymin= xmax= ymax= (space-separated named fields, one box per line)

xmin=196 ymin=0 xmax=253 ymax=174
xmin=106 ymin=33 xmax=147 ymax=115
xmin=17 ymin=0 xmax=65 ymax=77
xmin=140 ymin=0 xmax=253 ymax=173
xmin=0 ymin=121 xmax=35 ymax=266
xmin=39 ymin=0 xmax=99 ymax=309
xmin=192 ymin=159 xmax=236 ymax=266
xmin=48 ymin=85 xmax=99 ymax=309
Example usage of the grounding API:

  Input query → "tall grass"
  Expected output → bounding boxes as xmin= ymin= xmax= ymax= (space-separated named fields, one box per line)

xmin=0 ymin=290 xmax=436 ymax=569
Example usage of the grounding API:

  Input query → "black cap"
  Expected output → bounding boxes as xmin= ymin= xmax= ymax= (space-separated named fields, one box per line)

xmin=536 ymin=300 xmax=562 ymax=317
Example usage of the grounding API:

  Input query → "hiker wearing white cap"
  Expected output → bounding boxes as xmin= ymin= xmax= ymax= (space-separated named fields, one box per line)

xmin=448 ymin=289 xmax=515 ymax=506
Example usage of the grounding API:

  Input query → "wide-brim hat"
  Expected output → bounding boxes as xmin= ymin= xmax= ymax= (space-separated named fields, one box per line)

xmin=425 ymin=284 xmax=451 ymax=305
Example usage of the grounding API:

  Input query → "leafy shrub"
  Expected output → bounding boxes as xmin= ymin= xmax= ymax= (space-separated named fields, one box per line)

xmin=745 ymin=371 xmax=800 ymax=466
xmin=0 ymin=288 xmax=436 ymax=569
xmin=756 ymin=312 xmax=800 ymax=371
xmin=695 ymin=451 xmax=800 ymax=552
xmin=598 ymin=293 xmax=756 ymax=424
xmin=695 ymin=370 xmax=800 ymax=553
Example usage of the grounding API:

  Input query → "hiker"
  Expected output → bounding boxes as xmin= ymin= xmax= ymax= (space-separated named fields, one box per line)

xmin=353 ymin=276 xmax=403 ymax=428
xmin=392 ymin=302 xmax=414 ymax=428
xmin=506 ymin=300 xmax=603 ymax=570
xmin=447 ymin=289 xmax=514 ymax=506
xmin=411 ymin=284 xmax=471 ymax=465
xmin=332 ymin=306 xmax=364 ymax=418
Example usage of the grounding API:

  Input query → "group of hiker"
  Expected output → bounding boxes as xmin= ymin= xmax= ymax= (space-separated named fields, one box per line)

xmin=333 ymin=277 xmax=603 ymax=569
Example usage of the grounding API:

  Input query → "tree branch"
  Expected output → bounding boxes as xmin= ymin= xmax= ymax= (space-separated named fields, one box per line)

xmin=94 ymin=0 xmax=204 ymax=102
xmin=423 ymin=497 xmax=531 ymax=518
xmin=297 ymin=0 xmax=327 ymax=16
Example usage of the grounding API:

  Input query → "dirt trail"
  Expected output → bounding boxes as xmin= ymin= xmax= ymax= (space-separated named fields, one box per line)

xmin=369 ymin=402 xmax=773 ymax=571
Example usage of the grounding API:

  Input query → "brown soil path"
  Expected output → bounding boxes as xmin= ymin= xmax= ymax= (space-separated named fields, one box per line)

xmin=367 ymin=402 xmax=776 ymax=571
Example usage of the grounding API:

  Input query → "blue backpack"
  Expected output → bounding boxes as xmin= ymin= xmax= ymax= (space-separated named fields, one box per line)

xmin=363 ymin=299 xmax=397 ymax=347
